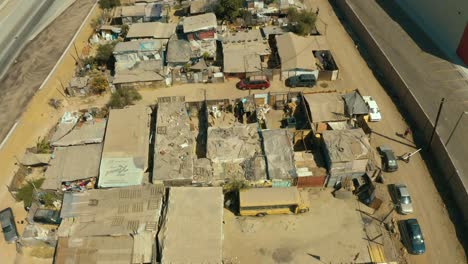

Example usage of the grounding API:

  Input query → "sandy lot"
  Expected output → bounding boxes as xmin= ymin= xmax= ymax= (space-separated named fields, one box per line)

xmin=223 ymin=189 xmax=371 ymax=264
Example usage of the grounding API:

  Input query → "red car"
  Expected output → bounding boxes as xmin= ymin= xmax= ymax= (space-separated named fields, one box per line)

xmin=236 ymin=76 xmax=270 ymax=90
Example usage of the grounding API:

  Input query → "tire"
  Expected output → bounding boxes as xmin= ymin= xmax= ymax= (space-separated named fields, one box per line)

xmin=256 ymin=213 xmax=266 ymax=217
xmin=261 ymin=86 xmax=266 ymax=90
xmin=299 ymin=209 xmax=307 ymax=213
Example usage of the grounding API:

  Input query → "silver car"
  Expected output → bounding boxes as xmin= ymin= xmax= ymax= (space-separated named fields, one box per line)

xmin=391 ymin=184 xmax=414 ymax=214
xmin=0 ymin=208 xmax=19 ymax=243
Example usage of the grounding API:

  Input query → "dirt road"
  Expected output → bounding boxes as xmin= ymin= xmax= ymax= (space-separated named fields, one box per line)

xmin=0 ymin=0 xmax=95 ymax=144
xmin=303 ymin=0 xmax=466 ymax=263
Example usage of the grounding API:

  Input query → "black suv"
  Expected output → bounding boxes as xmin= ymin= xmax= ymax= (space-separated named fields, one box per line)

xmin=286 ymin=74 xmax=316 ymax=87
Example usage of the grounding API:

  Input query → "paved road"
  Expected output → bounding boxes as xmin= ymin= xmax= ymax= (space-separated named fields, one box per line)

xmin=0 ymin=0 xmax=94 ymax=144
xmin=0 ymin=0 xmax=55 ymax=79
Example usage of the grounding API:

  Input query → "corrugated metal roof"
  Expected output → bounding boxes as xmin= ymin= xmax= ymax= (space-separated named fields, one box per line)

xmin=42 ymin=144 xmax=103 ymax=190
xmin=51 ymin=119 xmax=106 ymax=147
xmin=276 ymin=33 xmax=328 ymax=71
xmin=303 ymin=92 xmax=346 ymax=123
xmin=114 ymin=39 xmax=163 ymax=53
xmin=262 ymin=129 xmax=297 ymax=180
xmin=322 ymin=128 xmax=371 ymax=163
xmin=183 ymin=13 xmax=217 ymax=33
xmin=55 ymin=236 xmax=133 ymax=264
xmin=59 ymin=185 xmax=164 ymax=237
xmin=126 ymin=22 xmax=176 ymax=39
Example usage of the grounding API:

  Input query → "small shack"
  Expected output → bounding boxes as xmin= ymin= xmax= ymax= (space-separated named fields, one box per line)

xmin=262 ymin=129 xmax=297 ymax=187
xmin=322 ymin=128 xmax=371 ymax=187
xmin=153 ymin=96 xmax=194 ymax=186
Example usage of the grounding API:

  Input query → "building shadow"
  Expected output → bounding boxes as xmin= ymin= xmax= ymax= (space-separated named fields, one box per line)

xmin=375 ymin=0 xmax=464 ymax=67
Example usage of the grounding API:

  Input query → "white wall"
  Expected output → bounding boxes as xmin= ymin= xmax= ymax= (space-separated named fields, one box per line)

xmin=396 ymin=0 xmax=468 ymax=59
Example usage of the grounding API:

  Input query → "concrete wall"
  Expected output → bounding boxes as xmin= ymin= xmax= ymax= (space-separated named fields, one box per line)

xmin=336 ymin=0 xmax=468 ymax=227
xmin=395 ymin=0 xmax=468 ymax=60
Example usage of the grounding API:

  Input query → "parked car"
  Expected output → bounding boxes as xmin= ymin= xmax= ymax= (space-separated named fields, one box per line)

xmin=378 ymin=145 xmax=398 ymax=172
xmin=352 ymin=174 xmax=376 ymax=205
xmin=33 ymin=209 xmax=62 ymax=225
xmin=0 ymin=208 xmax=19 ymax=243
xmin=362 ymin=96 xmax=382 ymax=121
xmin=399 ymin=218 xmax=426 ymax=255
xmin=236 ymin=76 xmax=270 ymax=90
xmin=390 ymin=184 xmax=414 ymax=214
xmin=286 ymin=74 xmax=316 ymax=87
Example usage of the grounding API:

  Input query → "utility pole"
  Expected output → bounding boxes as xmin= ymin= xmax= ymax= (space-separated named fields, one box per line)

xmin=445 ymin=111 xmax=468 ymax=146
xmin=428 ymin=97 xmax=445 ymax=151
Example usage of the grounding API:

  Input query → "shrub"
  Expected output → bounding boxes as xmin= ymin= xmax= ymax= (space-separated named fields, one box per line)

xmin=287 ymin=8 xmax=317 ymax=36
xmin=214 ymin=0 xmax=242 ymax=22
xmin=107 ymin=87 xmax=142 ymax=109
xmin=99 ymin=0 xmax=121 ymax=9
xmin=15 ymin=178 xmax=45 ymax=208
xmin=223 ymin=179 xmax=250 ymax=194
xmin=90 ymin=75 xmax=109 ymax=95
xmin=95 ymin=43 xmax=116 ymax=65
xmin=36 ymin=137 xmax=51 ymax=154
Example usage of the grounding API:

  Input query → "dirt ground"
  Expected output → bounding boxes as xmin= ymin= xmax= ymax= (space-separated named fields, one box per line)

xmin=223 ymin=189 xmax=370 ymax=264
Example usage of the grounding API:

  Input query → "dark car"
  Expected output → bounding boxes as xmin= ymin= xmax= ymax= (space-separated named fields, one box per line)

xmin=286 ymin=74 xmax=316 ymax=87
xmin=0 ymin=208 xmax=19 ymax=243
xmin=33 ymin=209 xmax=62 ymax=225
xmin=236 ymin=76 xmax=270 ymax=90
xmin=399 ymin=218 xmax=426 ymax=255
xmin=378 ymin=145 xmax=398 ymax=172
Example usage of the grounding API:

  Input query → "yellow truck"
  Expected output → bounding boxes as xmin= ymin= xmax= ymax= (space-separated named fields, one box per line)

xmin=239 ymin=187 xmax=309 ymax=217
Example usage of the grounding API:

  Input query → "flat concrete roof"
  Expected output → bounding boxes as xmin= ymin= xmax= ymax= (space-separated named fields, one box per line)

xmin=98 ymin=106 xmax=151 ymax=188
xmin=160 ymin=187 xmax=223 ymax=263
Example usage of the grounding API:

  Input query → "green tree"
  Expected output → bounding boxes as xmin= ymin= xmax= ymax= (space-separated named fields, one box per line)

xmin=90 ymin=75 xmax=109 ymax=95
xmin=99 ymin=0 xmax=121 ymax=9
xmin=120 ymin=24 xmax=129 ymax=38
xmin=287 ymin=8 xmax=317 ymax=36
xmin=214 ymin=0 xmax=243 ymax=22
xmin=95 ymin=43 xmax=116 ymax=65
xmin=15 ymin=178 xmax=45 ymax=209
xmin=107 ymin=87 xmax=142 ymax=109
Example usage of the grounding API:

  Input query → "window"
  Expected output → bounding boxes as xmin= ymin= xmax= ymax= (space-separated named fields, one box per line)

xmin=2 ymin=225 xmax=12 ymax=233
xmin=241 ymin=204 xmax=296 ymax=211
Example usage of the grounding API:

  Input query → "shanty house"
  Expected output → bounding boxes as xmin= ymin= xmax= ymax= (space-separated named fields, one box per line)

xmin=262 ymin=129 xmax=297 ymax=187
xmin=98 ymin=106 xmax=151 ymax=188
xmin=207 ymin=124 xmax=265 ymax=184
xmin=56 ymin=185 xmax=164 ymax=263
xmin=302 ymin=92 xmax=347 ymax=133
xmin=275 ymin=33 xmax=328 ymax=80
xmin=153 ymin=96 xmax=194 ymax=186
xmin=113 ymin=39 xmax=165 ymax=89
xmin=113 ymin=3 xmax=165 ymax=24
xmin=221 ymin=29 xmax=271 ymax=78
xmin=159 ymin=187 xmax=223 ymax=264
xmin=183 ymin=13 xmax=218 ymax=58
xmin=126 ymin=22 xmax=176 ymax=41
xmin=322 ymin=128 xmax=371 ymax=187
xmin=166 ymin=37 xmax=192 ymax=67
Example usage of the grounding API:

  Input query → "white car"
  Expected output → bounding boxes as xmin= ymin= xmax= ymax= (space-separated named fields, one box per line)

xmin=363 ymin=96 xmax=382 ymax=121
